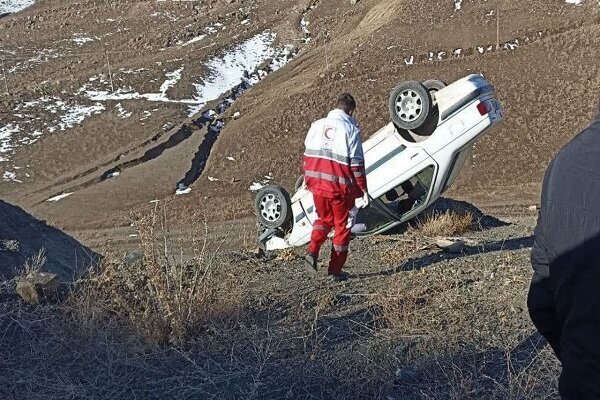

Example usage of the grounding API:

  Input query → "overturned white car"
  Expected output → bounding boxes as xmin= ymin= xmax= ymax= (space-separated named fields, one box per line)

xmin=255 ymin=74 xmax=503 ymax=251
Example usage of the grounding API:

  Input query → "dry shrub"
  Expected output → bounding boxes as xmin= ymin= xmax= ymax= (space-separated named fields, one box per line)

xmin=414 ymin=211 xmax=475 ymax=237
xmin=71 ymin=203 xmax=242 ymax=345
xmin=374 ymin=251 xmax=534 ymax=358
xmin=392 ymin=346 xmax=560 ymax=400
xmin=276 ymin=248 xmax=299 ymax=262
xmin=22 ymin=248 xmax=47 ymax=275
xmin=374 ymin=251 xmax=559 ymax=399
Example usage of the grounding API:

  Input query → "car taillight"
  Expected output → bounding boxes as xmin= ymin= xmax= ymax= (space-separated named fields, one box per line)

xmin=477 ymin=101 xmax=490 ymax=116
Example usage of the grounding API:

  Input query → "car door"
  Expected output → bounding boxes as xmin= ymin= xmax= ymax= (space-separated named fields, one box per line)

xmin=355 ymin=158 xmax=439 ymax=237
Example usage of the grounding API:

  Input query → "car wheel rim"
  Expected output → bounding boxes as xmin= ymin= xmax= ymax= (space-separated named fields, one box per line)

xmin=259 ymin=193 xmax=281 ymax=222
xmin=395 ymin=90 xmax=423 ymax=122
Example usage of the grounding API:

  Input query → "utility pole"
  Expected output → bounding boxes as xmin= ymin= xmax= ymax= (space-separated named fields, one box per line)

xmin=105 ymin=49 xmax=114 ymax=92
xmin=496 ymin=10 xmax=500 ymax=50
xmin=324 ymin=32 xmax=330 ymax=71
xmin=1 ymin=57 xmax=8 ymax=94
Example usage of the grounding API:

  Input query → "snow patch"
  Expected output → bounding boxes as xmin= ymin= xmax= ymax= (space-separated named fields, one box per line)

xmin=503 ymin=39 xmax=519 ymax=50
xmin=158 ymin=68 xmax=183 ymax=96
xmin=0 ymin=0 xmax=36 ymax=14
xmin=83 ymin=68 xmax=191 ymax=104
xmin=119 ymin=68 xmax=148 ymax=74
xmin=300 ymin=16 xmax=312 ymax=43
xmin=178 ymin=23 xmax=223 ymax=47
xmin=4 ymin=98 xmax=104 ymax=165
xmin=181 ymin=34 xmax=207 ymax=47
xmin=58 ymin=103 xmax=105 ymax=130
xmin=454 ymin=0 xmax=463 ymax=11
xmin=140 ymin=110 xmax=152 ymax=121
xmin=72 ymin=35 xmax=95 ymax=46
xmin=0 ymin=124 xmax=21 ymax=158
xmin=2 ymin=171 xmax=22 ymax=183
xmin=269 ymin=45 xmax=295 ymax=72
xmin=565 ymin=0 xmax=582 ymax=4
xmin=187 ymin=32 xmax=278 ymax=116
xmin=115 ymin=103 xmax=132 ymax=119
xmin=7 ymin=48 xmax=62 ymax=73
xmin=46 ymin=192 xmax=73 ymax=202
xmin=150 ymin=11 xmax=177 ymax=22
xmin=79 ymin=32 xmax=294 ymax=121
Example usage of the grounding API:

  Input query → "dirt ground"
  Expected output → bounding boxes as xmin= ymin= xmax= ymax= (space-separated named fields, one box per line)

xmin=0 ymin=204 xmax=560 ymax=399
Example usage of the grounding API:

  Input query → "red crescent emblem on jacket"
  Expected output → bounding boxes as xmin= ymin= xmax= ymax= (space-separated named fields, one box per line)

xmin=323 ymin=127 xmax=334 ymax=140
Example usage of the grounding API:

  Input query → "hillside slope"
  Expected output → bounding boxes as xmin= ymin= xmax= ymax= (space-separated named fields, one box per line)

xmin=0 ymin=0 xmax=599 ymax=232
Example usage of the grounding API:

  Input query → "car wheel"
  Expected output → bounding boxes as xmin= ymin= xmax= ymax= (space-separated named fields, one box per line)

xmin=422 ymin=79 xmax=447 ymax=94
xmin=410 ymin=80 xmax=447 ymax=136
xmin=389 ymin=81 xmax=432 ymax=131
xmin=294 ymin=175 xmax=304 ymax=191
xmin=254 ymin=185 xmax=293 ymax=229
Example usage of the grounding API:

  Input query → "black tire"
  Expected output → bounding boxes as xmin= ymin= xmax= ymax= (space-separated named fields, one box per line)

xmin=388 ymin=81 xmax=432 ymax=131
xmin=254 ymin=185 xmax=293 ymax=229
xmin=294 ymin=175 xmax=305 ymax=191
xmin=410 ymin=80 xmax=447 ymax=136
xmin=422 ymin=79 xmax=447 ymax=93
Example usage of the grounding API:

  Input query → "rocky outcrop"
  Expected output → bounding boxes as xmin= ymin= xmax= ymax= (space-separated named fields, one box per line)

xmin=0 ymin=200 xmax=100 ymax=281
xmin=15 ymin=272 xmax=59 ymax=304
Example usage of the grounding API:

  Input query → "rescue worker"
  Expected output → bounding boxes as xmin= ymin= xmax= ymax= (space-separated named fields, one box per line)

xmin=303 ymin=93 xmax=369 ymax=281
xmin=528 ymin=98 xmax=600 ymax=399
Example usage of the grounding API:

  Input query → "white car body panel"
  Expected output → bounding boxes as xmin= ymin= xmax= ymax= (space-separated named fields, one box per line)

xmin=265 ymin=74 xmax=503 ymax=251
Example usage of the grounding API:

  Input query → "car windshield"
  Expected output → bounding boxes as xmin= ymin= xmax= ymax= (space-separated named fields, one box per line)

xmin=355 ymin=165 xmax=435 ymax=235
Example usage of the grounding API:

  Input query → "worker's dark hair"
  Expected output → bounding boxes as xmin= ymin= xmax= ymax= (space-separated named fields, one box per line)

xmin=337 ymin=93 xmax=357 ymax=114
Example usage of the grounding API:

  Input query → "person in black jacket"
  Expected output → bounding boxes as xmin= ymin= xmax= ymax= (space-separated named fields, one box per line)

xmin=528 ymin=100 xmax=600 ymax=399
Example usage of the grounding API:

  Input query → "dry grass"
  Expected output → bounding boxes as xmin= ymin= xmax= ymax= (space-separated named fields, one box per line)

xmin=70 ymin=203 xmax=243 ymax=345
xmin=22 ymin=248 xmax=47 ymax=276
xmin=0 ymin=206 xmax=560 ymax=399
xmin=276 ymin=248 xmax=300 ymax=262
xmin=373 ymin=250 xmax=560 ymax=399
xmin=414 ymin=211 xmax=475 ymax=237
xmin=391 ymin=347 xmax=560 ymax=400
xmin=375 ymin=252 xmax=531 ymax=353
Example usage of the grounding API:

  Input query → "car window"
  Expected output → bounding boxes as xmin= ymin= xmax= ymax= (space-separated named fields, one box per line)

xmin=356 ymin=165 xmax=436 ymax=235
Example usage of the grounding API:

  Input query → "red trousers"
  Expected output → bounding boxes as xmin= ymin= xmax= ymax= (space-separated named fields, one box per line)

xmin=307 ymin=194 xmax=355 ymax=274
